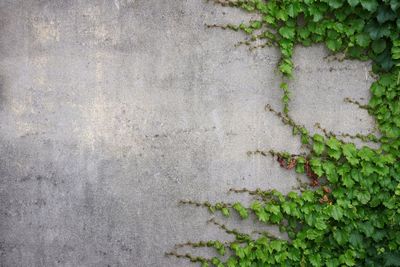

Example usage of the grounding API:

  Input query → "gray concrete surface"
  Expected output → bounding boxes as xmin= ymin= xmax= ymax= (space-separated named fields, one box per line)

xmin=0 ymin=1 xmax=376 ymax=266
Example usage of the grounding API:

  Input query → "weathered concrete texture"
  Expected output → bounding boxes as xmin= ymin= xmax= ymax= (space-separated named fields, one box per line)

xmin=0 ymin=1 xmax=375 ymax=266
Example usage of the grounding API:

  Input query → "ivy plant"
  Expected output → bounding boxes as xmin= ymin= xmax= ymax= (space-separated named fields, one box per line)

xmin=167 ymin=0 xmax=400 ymax=266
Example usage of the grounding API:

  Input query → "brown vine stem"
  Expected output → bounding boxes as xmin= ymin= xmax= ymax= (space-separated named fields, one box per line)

xmin=165 ymin=251 xmax=209 ymax=264
xmin=265 ymin=104 xmax=312 ymax=146
xmin=292 ymin=177 xmax=311 ymax=192
xmin=205 ymin=23 xmax=239 ymax=31
xmin=179 ymin=200 xmax=234 ymax=209
xmin=314 ymin=122 xmax=379 ymax=143
xmin=251 ymin=230 xmax=282 ymax=241
xmin=208 ymin=218 xmax=251 ymax=242
xmin=343 ymin=97 xmax=370 ymax=110
xmin=248 ymin=149 xmax=306 ymax=158
xmin=209 ymin=0 xmax=240 ymax=6
xmin=323 ymin=51 xmax=347 ymax=62
xmin=205 ymin=24 xmax=277 ymax=49
xmin=247 ymin=149 xmax=269 ymax=157
xmin=228 ymin=188 xmax=285 ymax=202
xmin=174 ymin=241 xmax=226 ymax=249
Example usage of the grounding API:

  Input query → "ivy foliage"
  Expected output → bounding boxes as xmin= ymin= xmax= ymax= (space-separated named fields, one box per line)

xmin=208 ymin=0 xmax=400 ymax=114
xmin=167 ymin=0 xmax=400 ymax=266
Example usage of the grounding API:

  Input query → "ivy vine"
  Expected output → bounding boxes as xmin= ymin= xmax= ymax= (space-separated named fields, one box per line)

xmin=167 ymin=0 xmax=400 ymax=266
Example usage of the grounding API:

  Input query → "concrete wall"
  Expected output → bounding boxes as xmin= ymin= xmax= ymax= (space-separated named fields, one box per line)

xmin=0 ymin=1 xmax=376 ymax=266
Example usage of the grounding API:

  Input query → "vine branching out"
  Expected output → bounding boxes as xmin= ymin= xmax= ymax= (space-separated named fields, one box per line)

xmin=168 ymin=0 xmax=400 ymax=266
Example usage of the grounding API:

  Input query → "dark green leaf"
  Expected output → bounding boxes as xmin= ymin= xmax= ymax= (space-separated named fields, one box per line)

xmin=371 ymin=39 xmax=386 ymax=54
xmin=377 ymin=6 xmax=397 ymax=24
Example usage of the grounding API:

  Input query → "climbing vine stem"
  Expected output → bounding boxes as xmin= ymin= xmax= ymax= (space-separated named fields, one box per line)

xmin=168 ymin=0 xmax=400 ymax=266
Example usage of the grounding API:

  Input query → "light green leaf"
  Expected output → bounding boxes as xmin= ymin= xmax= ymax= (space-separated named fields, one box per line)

xmin=342 ymin=143 xmax=359 ymax=165
xmin=334 ymin=229 xmax=348 ymax=245
xmin=342 ymin=175 xmax=355 ymax=188
xmin=326 ymin=38 xmax=342 ymax=51
xmin=328 ymin=0 xmax=344 ymax=9
xmin=347 ymin=0 xmax=359 ymax=7
xmin=330 ymin=205 xmax=344 ymax=220
xmin=356 ymin=190 xmax=371 ymax=204
xmin=360 ymin=0 xmax=378 ymax=12
xmin=323 ymin=161 xmax=339 ymax=183
xmin=232 ymin=202 xmax=249 ymax=219
xmin=355 ymin=33 xmax=371 ymax=47
xmin=221 ymin=207 xmax=230 ymax=217
xmin=313 ymin=142 xmax=325 ymax=155
xmin=309 ymin=254 xmax=322 ymax=266
xmin=279 ymin=26 xmax=295 ymax=39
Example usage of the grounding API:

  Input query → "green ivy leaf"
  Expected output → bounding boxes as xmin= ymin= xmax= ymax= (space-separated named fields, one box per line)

xmin=339 ymin=250 xmax=356 ymax=266
xmin=296 ymin=157 xmax=305 ymax=174
xmin=326 ymin=38 xmax=342 ymax=51
xmin=360 ymin=0 xmax=378 ymax=12
xmin=330 ymin=205 xmax=344 ymax=220
xmin=233 ymin=202 xmax=249 ymax=219
xmin=266 ymin=204 xmax=280 ymax=215
xmin=349 ymin=232 xmax=363 ymax=248
xmin=343 ymin=175 xmax=355 ymax=188
xmin=287 ymin=3 xmax=301 ymax=17
xmin=358 ymin=221 xmax=374 ymax=237
xmin=309 ymin=254 xmax=322 ymax=266
xmin=328 ymin=0 xmax=344 ymax=9
xmin=357 ymin=146 xmax=375 ymax=161
xmin=347 ymin=0 xmax=360 ymax=7
xmin=383 ymin=252 xmax=400 ymax=266
xmin=314 ymin=218 xmax=327 ymax=230
xmin=250 ymin=21 xmax=262 ymax=29
xmin=297 ymin=27 xmax=311 ymax=39
xmin=306 ymin=229 xmax=324 ymax=240
xmin=279 ymin=26 xmax=295 ymax=39
xmin=279 ymin=58 xmax=293 ymax=76
xmin=342 ymin=143 xmax=359 ymax=165
xmin=326 ymin=258 xmax=340 ymax=267
xmin=276 ymin=9 xmax=288 ymax=22
xmin=377 ymin=6 xmax=397 ymax=24
xmin=211 ymin=257 xmax=221 ymax=266
xmin=334 ymin=229 xmax=349 ymax=245
xmin=326 ymin=137 xmax=342 ymax=160
xmin=391 ymin=0 xmax=400 ymax=11
xmin=375 ymin=47 xmax=394 ymax=71
xmin=323 ymin=161 xmax=339 ymax=183
xmin=372 ymin=39 xmax=387 ymax=54
xmin=302 ymin=191 xmax=315 ymax=202
xmin=395 ymin=183 xmax=400 ymax=196
xmin=309 ymin=6 xmax=324 ymax=22
xmin=365 ymin=20 xmax=390 ymax=40
xmin=270 ymin=240 xmax=283 ymax=252
xmin=226 ymin=257 xmax=237 ymax=267
xmin=310 ymin=158 xmax=324 ymax=177
xmin=356 ymin=190 xmax=371 ymax=204
xmin=313 ymin=142 xmax=325 ymax=155
xmin=355 ymin=33 xmax=371 ymax=47
xmin=221 ymin=207 xmax=230 ymax=217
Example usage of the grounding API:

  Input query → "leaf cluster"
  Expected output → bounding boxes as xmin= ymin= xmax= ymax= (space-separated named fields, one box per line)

xmin=169 ymin=1 xmax=400 ymax=266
